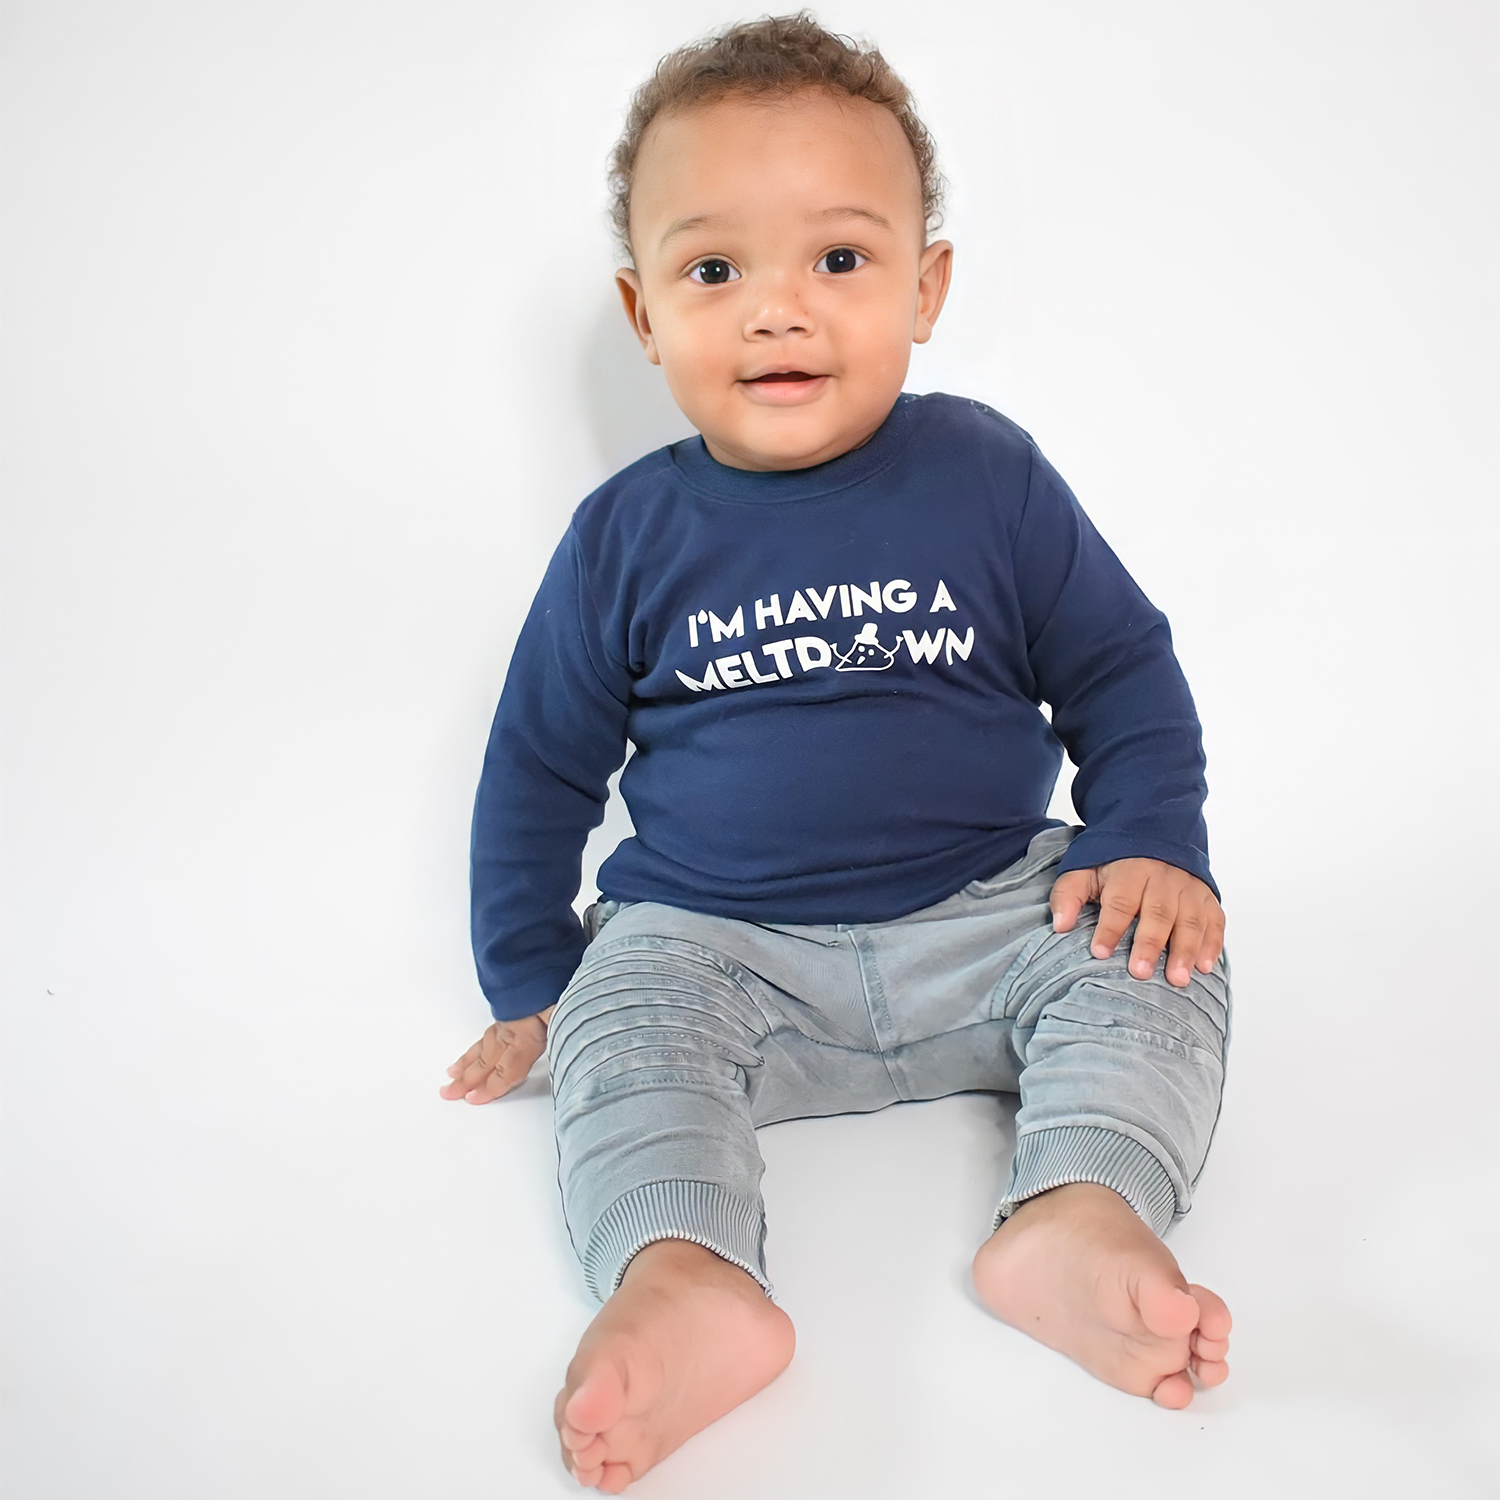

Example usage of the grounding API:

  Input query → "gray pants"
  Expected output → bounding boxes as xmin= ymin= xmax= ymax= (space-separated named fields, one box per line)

xmin=544 ymin=826 xmax=1231 ymax=1304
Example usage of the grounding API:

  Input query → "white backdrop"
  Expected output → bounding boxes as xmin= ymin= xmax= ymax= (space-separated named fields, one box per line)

xmin=3 ymin=2 xmax=1497 ymax=1496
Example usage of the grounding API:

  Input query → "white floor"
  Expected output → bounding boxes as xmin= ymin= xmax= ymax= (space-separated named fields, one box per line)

xmin=4 ymin=2 xmax=1498 ymax=1495
xmin=3 ymin=798 xmax=1497 ymax=1497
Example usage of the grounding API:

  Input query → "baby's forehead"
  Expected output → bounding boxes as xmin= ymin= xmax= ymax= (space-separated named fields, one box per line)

xmin=654 ymin=88 xmax=905 ymax=159
xmin=634 ymin=91 xmax=923 ymax=237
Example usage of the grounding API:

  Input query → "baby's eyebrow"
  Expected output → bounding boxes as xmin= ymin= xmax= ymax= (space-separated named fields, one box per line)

xmin=657 ymin=205 xmax=893 ymax=251
xmin=659 ymin=214 xmax=731 ymax=250
xmin=808 ymin=205 xmax=893 ymax=233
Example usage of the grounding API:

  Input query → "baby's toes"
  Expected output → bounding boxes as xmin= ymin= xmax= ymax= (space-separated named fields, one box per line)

xmin=554 ymin=1391 xmax=600 ymax=1479
xmin=563 ymin=1360 xmax=627 ymax=1435
xmin=567 ymin=1434 xmax=609 ymax=1471
xmin=1135 ymin=1273 xmax=1200 ymax=1342
xmin=570 ymin=1457 xmax=606 ymax=1489
xmin=557 ymin=1434 xmax=581 ymax=1483
xmin=558 ymin=1417 xmax=597 ymax=1453
xmin=1191 ymin=1328 xmax=1229 ymax=1362
xmin=597 ymin=1460 xmax=636 ymax=1494
xmin=1188 ymin=1282 xmax=1232 ymax=1342
xmin=1151 ymin=1371 xmax=1195 ymax=1409
xmin=1191 ymin=1355 xmax=1230 ymax=1387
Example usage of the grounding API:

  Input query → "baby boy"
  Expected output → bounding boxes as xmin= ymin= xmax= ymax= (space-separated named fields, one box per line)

xmin=440 ymin=12 xmax=1233 ymax=1492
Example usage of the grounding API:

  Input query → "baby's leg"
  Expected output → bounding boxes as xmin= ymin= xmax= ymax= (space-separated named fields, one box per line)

xmin=971 ymin=930 xmax=1232 ymax=1406
xmin=545 ymin=931 xmax=795 ymax=1491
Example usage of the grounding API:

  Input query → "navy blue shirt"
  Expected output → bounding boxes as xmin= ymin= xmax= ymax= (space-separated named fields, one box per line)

xmin=471 ymin=392 xmax=1215 ymax=1023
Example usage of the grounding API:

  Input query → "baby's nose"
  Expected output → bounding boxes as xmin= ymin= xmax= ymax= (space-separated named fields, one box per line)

xmin=745 ymin=286 xmax=814 ymax=339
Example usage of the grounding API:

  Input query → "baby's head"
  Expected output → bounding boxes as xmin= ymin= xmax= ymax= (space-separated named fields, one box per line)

xmin=608 ymin=12 xmax=953 ymax=473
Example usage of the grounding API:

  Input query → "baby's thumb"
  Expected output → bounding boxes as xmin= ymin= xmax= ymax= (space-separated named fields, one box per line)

xmin=1049 ymin=869 xmax=1096 ymax=932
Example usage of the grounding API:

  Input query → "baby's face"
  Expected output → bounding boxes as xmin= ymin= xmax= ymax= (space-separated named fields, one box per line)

xmin=616 ymin=90 xmax=952 ymax=471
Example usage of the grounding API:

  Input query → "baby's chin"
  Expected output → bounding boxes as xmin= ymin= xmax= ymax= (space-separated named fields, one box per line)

xmin=700 ymin=393 xmax=886 ymax=472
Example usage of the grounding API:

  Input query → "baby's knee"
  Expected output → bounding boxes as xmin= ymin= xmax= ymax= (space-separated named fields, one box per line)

xmin=547 ymin=933 xmax=771 ymax=1100
xmin=1046 ymin=966 xmax=1229 ymax=1060
xmin=1011 ymin=920 xmax=1229 ymax=1054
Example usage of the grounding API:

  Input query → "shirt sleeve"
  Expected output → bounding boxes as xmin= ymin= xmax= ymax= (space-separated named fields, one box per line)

xmin=1012 ymin=442 xmax=1219 ymax=900
xmin=469 ymin=524 xmax=632 ymax=1022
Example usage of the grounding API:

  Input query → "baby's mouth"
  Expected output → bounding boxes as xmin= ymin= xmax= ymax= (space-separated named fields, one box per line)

xmin=739 ymin=370 xmax=830 ymax=403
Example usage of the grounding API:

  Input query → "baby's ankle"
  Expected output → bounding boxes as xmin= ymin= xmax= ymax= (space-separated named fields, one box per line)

xmin=620 ymin=1237 xmax=764 ymax=1295
xmin=1004 ymin=1180 xmax=1142 ymax=1230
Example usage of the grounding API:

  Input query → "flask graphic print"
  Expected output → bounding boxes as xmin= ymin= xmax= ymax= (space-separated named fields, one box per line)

xmin=834 ymin=622 xmax=897 ymax=671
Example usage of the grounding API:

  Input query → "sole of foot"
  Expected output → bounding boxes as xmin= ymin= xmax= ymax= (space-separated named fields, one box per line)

xmin=554 ymin=1237 xmax=796 ymax=1492
xmin=970 ymin=1181 xmax=1231 ymax=1407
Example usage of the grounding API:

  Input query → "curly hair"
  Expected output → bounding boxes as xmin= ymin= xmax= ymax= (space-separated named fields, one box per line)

xmin=606 ymin=10 xmax=947 ymax=265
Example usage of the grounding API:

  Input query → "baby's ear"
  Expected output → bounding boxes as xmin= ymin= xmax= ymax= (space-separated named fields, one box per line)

xmin=913 ymin=239 xmax=954 ymax=345
xmin=615 ymin=268 xmax=660 ymax=364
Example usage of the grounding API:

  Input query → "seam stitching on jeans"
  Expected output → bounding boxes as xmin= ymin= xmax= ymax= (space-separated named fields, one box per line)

xmin=848 ymin=931 xmax=901 ymax=1092
xmin=564 ymin=932 xmax=777 ymax=1034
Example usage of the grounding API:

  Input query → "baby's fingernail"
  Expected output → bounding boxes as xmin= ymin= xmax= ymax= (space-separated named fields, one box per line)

xmin=1133 ymin=960 xmax=1151 ymax=978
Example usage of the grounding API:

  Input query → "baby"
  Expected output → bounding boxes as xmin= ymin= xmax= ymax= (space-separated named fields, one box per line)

xmin=440 ymin=12 xmax=1233 ymax=1492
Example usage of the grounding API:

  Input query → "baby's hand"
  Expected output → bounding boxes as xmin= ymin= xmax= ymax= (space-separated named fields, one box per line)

xmin=1049 ymin=859 xmax=1224 ymax=989
xmin=439 ymin=1005 xmax=556 ymax=1104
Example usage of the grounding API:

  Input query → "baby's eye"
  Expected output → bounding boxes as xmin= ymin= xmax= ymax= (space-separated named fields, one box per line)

xmin=819 ymin=247 xmax=867 ymax=274
xmin=688 ymin=258 xmax=740 ymax=285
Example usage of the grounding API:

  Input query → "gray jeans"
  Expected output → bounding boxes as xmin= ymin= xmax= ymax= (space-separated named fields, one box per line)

xmin=544 ymin=825 xmax=1231 ymax=1304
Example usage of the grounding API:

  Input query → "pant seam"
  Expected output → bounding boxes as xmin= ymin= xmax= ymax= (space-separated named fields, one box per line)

xmin=848 ymin=930 xmax=901 ymax=1092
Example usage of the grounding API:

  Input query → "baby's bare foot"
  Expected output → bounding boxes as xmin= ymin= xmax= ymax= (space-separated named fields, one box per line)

xmin=554 ymin=1238 xmax=796 ymax=1492
xmin=971 ymin=1181 xmax=1231 ymax=1407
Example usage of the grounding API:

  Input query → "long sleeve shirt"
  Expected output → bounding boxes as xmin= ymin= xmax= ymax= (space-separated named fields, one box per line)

xmin=470 ymin=391 xmax=1215 ymax=1023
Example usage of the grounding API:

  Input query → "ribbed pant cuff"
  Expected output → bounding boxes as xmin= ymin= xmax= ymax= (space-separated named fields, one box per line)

xmin=993 ymin=1125 xmax=1178 ymax=1237
xmin=582 ymin=1180 xmax=776 ymax=1304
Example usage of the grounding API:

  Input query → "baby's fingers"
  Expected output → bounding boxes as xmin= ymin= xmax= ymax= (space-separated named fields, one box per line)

xmin=440 ymin=1027 xmax=504 ymax=1100
xmin=1126 ymin=885 xmax=1177 ymax=980
xmin=1164 ymin=901 xmax=1208 ymax=988
xmin=1196 ymin=907 xmax=1227 ymax=974
xmin=440 ymin=1043 xmax=511 ymax=1103
xmin=445 ymin=1036 xmax=487 ymax=1078
xmin=1049 ymin=869 xmax=1098 ymax=934
xmin=1092 ymin=871 xmax=1149 ymax=962
xmin=459 ymin=1055 xmax=516 ymax=1104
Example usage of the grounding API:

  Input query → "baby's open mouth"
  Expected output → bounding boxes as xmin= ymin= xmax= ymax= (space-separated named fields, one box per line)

xmin=739 ymin=370 xmax=830 ymax=402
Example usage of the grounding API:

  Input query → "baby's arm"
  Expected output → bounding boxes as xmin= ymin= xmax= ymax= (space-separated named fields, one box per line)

xmin=440 ymin=1004 xmax=557 ymax=1103
xmin=468 ymin=525 xmax=631 ymax=1029
xmin=1012 ymin=442 xmax=1225 ymax=985
xmin=442 ymin=523 xmax=630 ymax=1104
